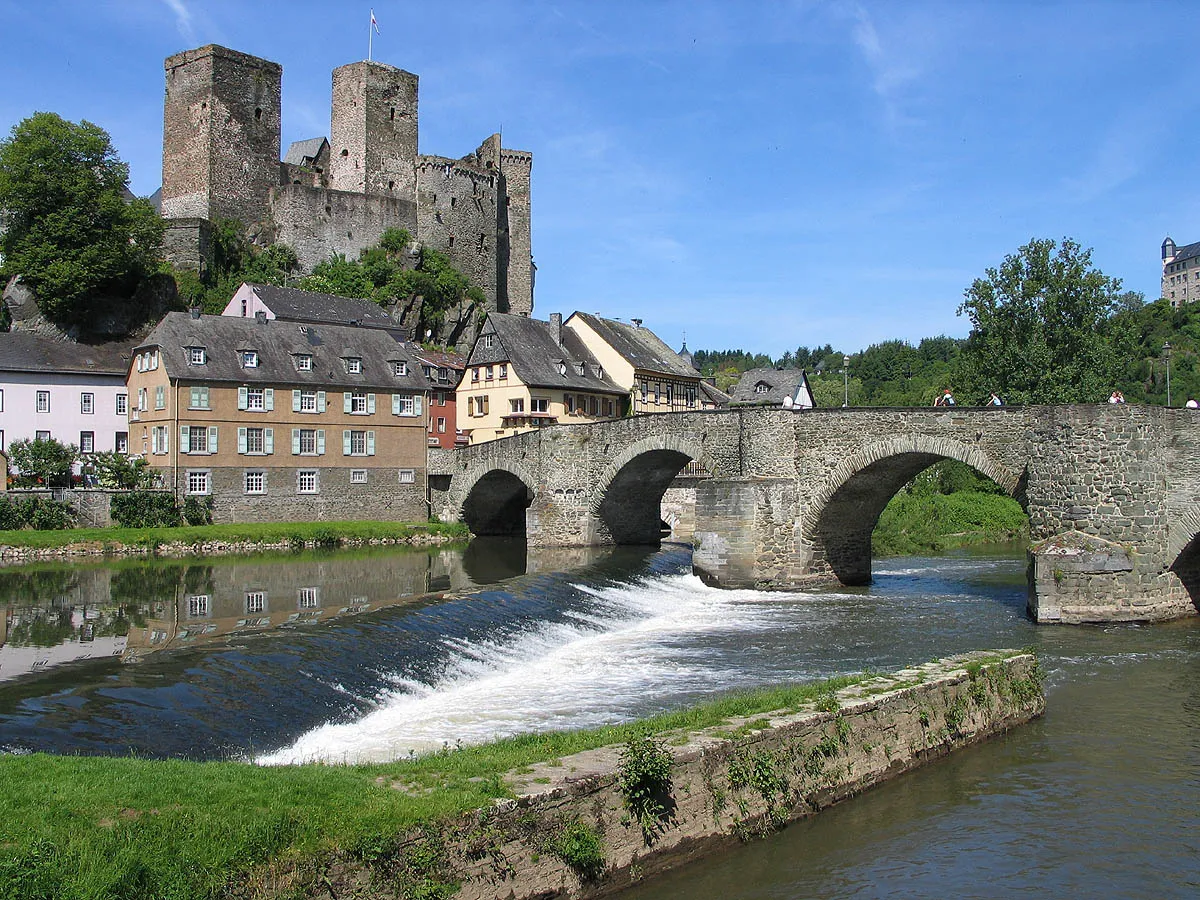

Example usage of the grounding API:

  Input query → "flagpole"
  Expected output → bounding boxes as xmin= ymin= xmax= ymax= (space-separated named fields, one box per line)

xmin=368 ymin=8 xmax=374 ymax=61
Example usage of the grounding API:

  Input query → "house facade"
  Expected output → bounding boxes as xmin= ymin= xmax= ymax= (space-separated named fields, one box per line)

xmin=0 ymin=333 xmax=132 ymax=459
xmin=128 ymin=311 xmax=431 ymax=522
xmin=221 ymin=282 xmax=401 ymax=331
xmin=415 ymin=349 xmax=467 ymax=449
xmin=457 ymin=313 xmax=627 ymax=444
xmin=564 ymin=313 xmax=702 ymax=414
xmin=1161 ymin=237 xmax=1200 ymax=307
xmin=729 ymin=368 xmax=815 ymax=409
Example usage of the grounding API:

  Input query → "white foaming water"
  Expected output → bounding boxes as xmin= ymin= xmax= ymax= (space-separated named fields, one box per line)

xmin=257 ymin=572 xmax=814 ymax=765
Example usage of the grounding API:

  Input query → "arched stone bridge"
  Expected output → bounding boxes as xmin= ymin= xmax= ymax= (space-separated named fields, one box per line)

xmin=428 ymin=406 xmax=1200 ymax=624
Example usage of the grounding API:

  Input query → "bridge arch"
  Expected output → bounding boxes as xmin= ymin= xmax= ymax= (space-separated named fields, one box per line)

xmin=800 ymin=435 xmax=1026 ymax=585
xmin=1167 ymin=508 xmax=1200 ymax=610
xmin=456 ymin=461 xmax=539 ymax=536
xmin=591 ymin=434 xmax=713 ymax=545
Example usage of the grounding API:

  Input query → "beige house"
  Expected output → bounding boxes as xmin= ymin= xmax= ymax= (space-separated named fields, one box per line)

xmin=458 ymin=313 xmax=628 ymax=444
xmin=128 ymin=311 xmax=431 ymax=522
xmin=564 ymin=313 xmax=703 ymax=414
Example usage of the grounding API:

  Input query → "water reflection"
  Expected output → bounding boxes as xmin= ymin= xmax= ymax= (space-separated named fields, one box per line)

xmin=0 ymin=538 xmax=630 ymax=681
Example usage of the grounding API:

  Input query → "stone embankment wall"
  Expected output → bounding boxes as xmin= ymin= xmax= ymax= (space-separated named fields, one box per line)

xmin=323 ymin=652 xmax=1042 ymax=900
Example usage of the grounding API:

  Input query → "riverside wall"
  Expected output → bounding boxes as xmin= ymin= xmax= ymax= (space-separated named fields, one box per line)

xmin=327 ymin=651 xmax=1043 ymax=899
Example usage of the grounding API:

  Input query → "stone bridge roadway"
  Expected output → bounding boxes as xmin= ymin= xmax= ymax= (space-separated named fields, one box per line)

xmin=428 ymin=405 xmax=1200 ymax=624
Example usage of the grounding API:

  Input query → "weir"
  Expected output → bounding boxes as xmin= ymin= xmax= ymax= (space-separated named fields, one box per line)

xmin=430 ymin=405 xmax=1200 ymax=624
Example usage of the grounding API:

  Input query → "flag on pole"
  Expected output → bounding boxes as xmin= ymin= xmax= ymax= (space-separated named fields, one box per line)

xmin=371 ymin=9 xmax=380 ymax=33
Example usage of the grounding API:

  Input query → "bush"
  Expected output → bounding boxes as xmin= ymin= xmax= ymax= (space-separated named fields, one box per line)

xmin=182 ymin=495 xmax=214 ymax=526
xmin=0 ymin=497 xmax=24 ymax=530
xmin=547 ymin=820 xmax=606 ymax=881
xmin=110 ymin=492 xmax=180 ymax=528
xmin=617 ymin=734 xmax=674 ymax=841
xmin=7 ymin=437 xmax=77 ymax=487
xmin=25 ymin=497 xmax=74 ymax=531
xmin=87 ymin=453 xmax=153 ymax=489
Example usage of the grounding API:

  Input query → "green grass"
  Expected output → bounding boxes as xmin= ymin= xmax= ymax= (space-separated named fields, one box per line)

xmin=0 ymin=673 xmax=871 ymax=900
xmin=872 ymin=490 xmax=1028 ymax=557
xmin=0 ymin=520 xmax=469 ymax=551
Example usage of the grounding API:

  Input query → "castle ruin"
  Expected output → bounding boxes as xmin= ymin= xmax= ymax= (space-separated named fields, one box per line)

xmin=160 ymin=44 xmax=533 ymax=320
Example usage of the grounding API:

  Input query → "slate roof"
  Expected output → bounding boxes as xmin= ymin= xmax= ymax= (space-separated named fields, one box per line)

xmin=244 ymin=283 xmax=397 ymax=330
xmin=283 ymin=137 xmax=329 ymax=166
xmin=138 ymin=312 xmax=432 ymax=391
xmin=1169 ymin=240 xmax=1200 ymax=264
xmin=699 ymin=380 xmax=731 ymax=407
xmin=0 ymin=333 xmax=133 ymax=377
xmin=729 ymin=368 xmax=814 ymax=406
xmin=414 ymin=348 xmax=466 ymax=371
xmin=467 ymin=313 xmax=625 ymax=394
xmin=568 ymin=312 xmax=698 ymax=379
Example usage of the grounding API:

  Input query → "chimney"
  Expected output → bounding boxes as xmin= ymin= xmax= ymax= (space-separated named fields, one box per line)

xmin=189 ymin=305 xmax=201 ymax=320
xmin=549 ymin=312 xmax=563 ymax=346
xmin=255 ymin=311 xmax=268 ymax=325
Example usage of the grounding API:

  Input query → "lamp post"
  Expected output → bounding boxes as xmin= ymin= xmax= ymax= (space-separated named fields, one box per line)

xmin=842 ymin=355 xmax=850 ymax=408
xmin=1164 ymin=341 xmax=1173 ymax=408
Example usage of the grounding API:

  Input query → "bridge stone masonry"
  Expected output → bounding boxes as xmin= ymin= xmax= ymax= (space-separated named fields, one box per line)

xmin=428 ymin=405 xmax=1200 ymax=624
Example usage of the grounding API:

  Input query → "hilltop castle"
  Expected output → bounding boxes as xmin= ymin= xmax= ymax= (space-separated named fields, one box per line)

xmin=159 ymin=44 xmax=533 ymax=319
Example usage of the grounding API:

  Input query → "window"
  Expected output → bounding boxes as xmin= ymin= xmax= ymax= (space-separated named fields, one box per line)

xmin=116 ymin=393 xmax=127 ymax=415
xmin=240 ymin=426 xmax=271 ymax=455
xmin=436 ymin=417 xmax=446 ymax=433
xmin=472 ymin=367 xmax=480 ymax=382
xmin=485 ymin=365 xmax=494 ymax=380
xmin=189 ymin=347 xmax=207 ymax=365
xmin=182 ymin=425 xmax=216 ymax=454
xmin=296 ymin=389 xmax=323 ymax=413
xmin=115 ymin=432 xmax=128 ymax=454
xmin=137 ymin=388 xmax=147 ymax=412
xmin=152 ymin=426 xmax=169 ymax=454
xmin=531 ymin=397 xmax=549 ymax=413
xmin=350 ymin=469 xmax=368 ymax=484
xmin=666 ymin=384 xmax=674 ymax=405
xmin=295 ymin=354 xmax=312 ymax=371
xmin=398 ymin=469 xmax=416 ymax=484
xmin=297 ymin=469 xmax=319 ymax=493
xmin=81 ymin=393 xmax=94 ymax=415
xmin=298 ymin=587 xmax=320 ymax=609
xmin=346 ymin=391 xmax=373 ymax=414
xmin=242 ymin=350 xmax=259 ymax=368
xmin=393 ymin=360 xmax=408 ymax=376
xmin=294 ymin=428 xmax=323 ymax=455
xmin=755 ymin=382 xmax=770 ymax=394
xmin=343 ymin=429 xmax=374 ymax=456
xmin=245 ymin=591 xmax=267 ymax=614
xmin=588 ymin=396 xmax=598 ymax=416
xmin=36 ymin=390 xmax=49 ymax=413
xmin=344 ymin=357 xmax=362 ymax=374
xmin=438 ymin=367 xmax=449 ymax=383
xmin=597 ymin=365 xmax=604 ymax=379
xmin=187 ymin=595 xmax=210 ymax=618
xmin=473 ymin=395 xmax=489 ymax=416
xmin=0 ymin=389 xmax=3 ymax=412
xmin=565 ymin=395 xmax=575 ymax=414
xmin=575 ymin=362 xmax=585 ymax=376
xmin=499 ymin=364 xmax=507 ymax=379
xmin=246 ymin=388 xmax=265 ymax=410
xmin=639 ymin=380 xmax=648 ymax=400
xmin=79 ymin=431 xmax=94 ymax=453
xmin=434 ymin=391 xmax=446 ymax=406
xmin=391 ymin=393 xmax=421 ymax=416
xmin=557 ymin=361 xmax=567 ymax=376
xmin=510 ymin=398 xmax=525 ymax=414
xmin=36 ymin=430 xmax=51 ymax=442
xmin=244 ymin=470 xmax=266 ymax=494
xmin=155 ymin=385 xmax=166 ymax=410
xmin=422 ymin=365 xmax=434 ymax=378
xmin=186 ymin=470 xmax=210 ymax=495
xmin=189 ymin=386 xmax=210 ymax=409
xmin=483 ymin=334 xmax=494 ymax=349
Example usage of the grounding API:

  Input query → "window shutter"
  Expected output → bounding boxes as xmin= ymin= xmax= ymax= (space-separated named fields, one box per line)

xmin=392 ymin=393 xmax=401 ymax=415
xmin=414 ymin=396 xmax=423 ymax=417
xmin=483 ymin=396 xmax=489 ymax=414
xmin=238 ymin=386 xmax=248 ymax=410
xmin=201 ymin=386 xmax=209 ymax=408
xmin=343 ymin=392 xmax=352 ymax=413
xmin=190 ymin=387 xmax=200 ymax=408
xmin=208 ymin=426 xmax=218 ymax=453
xmin=317 ymin=391 xmax=326 ymax=413
xmin=291 ymin=429 xmax=301 ymax=454
xmin=180 ymin=425 xmax=190 ymax=453
xmin=238 ymin=427 xmax=247 ymax=454
xmin=367 ymin=431 xmax=375 ymax=456
xmin=292 ymin=389 xmax=301 ymax=412
xmin=343 ymin=430 xmax=352 ymax=455
xmin=317 ymin=429 xmax=326 ymax=455
xmin=264 ymin=428 xmax=274 ymax=454
xmin=164 ymin=428 xmax=169 ymax=453
xmin=367 ymin=393 xmax=376 ymax=414
xmin=265 ymin=388 xmax=274 ymax=411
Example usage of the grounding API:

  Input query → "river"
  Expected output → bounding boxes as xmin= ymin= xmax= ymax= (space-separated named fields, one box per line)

xmin=1 ymin=541 xmax=1197 ymax=896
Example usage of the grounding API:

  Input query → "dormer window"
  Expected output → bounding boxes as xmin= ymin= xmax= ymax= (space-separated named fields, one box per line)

xmin=755 ymin=382 xmax=770 ymax=394
xmin=242 ymin=350 xmax=259 ymax=368
xmin=188 ymin=347 xmax=207 ymax=366
xmin=483 ymin=334 xmax=495 ymax=349
xmin=394 ymin=360 xmax=408 ymax=376
xmin=596 ymin=365 xmax=603 ymax=379
xmin=295 ymin=354 xmax=312 ymax=371
xmin=575 ymin=362 xmax=585 ymax=376
xmin=557 ymin=361 xmax=567 ymax=377
xmin=344 ymin=357 xmax=362 ymax=374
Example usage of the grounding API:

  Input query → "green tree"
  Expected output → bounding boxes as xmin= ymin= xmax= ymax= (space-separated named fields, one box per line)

xmin=0 ymin=112 xmax=163 ymax=324
xmin=956 ymin=238 xmax=1135 ymax=404
xmin=172 ymin=217 xmax=299 ymax=314
xmin=7 ymin=437 xmax=77 ymax=486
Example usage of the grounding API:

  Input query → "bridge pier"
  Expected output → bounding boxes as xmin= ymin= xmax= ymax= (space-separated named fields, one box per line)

xmin=692 ymin=478 xmax=810 ymax=589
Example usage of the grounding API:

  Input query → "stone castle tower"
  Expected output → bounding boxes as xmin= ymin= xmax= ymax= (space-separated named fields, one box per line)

xmin=160 ymin=44 xmax=533 ymax=321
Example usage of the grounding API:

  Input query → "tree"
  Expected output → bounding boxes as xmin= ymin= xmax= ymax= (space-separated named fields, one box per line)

xmin=956 ymin=238 xmax=1136 ymax=404
xmin=0 ymin=112 xmax=163 ymax=324
xmin=171 ymin=217 xmax=299 ymax=314
xmin=7 ymin=437 xmax=77 ymax=486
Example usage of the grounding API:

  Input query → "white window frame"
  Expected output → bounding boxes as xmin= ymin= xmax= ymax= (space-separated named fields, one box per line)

xmin=531 ymin=397 xmax=550 ymax=413
xmin=36 ymin=390 xmax=50 ymax=413
xmin=398 ymin=469 xmax=416 ymax=484
xmin=186 ymin=469 xmax=211 ymax=495
xmin=244 ymin=470 xmax=266 ymax=494
xmin=350 ymin=469 xmax=368 ymax=484
xmin=296 ymin=354 xmax=312 ymax=372
xmin=80 ymin=392 xmax=94 ymax=415
xmin=245 ymin=590 xmax=267 ymax=614
xmin=393 ymin=360 xmax=408 ymax=376
xmin=115 ymin=393 xmax=127 ymax=415
xmin=79 ymin=431 xmax=94 ymax=454
xmin=298 ymin=586 xmax=320 ymax=609
xmin=242 ymin=350 xmax=259 ymax=368
xmin=297 ymin=469 xmax=320 ymax=494
xmin=345 ymin=357 xmax=362 ymax=374
xmin=187 ymin=594 xmax=210 ymax=618
xmin=189 ymin=347 xmax=207 ymax=366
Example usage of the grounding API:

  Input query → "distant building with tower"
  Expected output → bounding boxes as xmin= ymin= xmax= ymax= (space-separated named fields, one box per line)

xmin=1161 ymin=236 xmax=1200 ymax=307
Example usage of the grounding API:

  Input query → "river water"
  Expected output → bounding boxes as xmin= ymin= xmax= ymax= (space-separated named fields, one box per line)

xmin=1 ymin=541 xmax=1197 ymax=896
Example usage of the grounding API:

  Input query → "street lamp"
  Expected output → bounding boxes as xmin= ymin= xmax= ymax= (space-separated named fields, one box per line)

xmin=1164 ymin=341 xmax=1173 ymax=408
xmin=842 ymin=355 xmax=850 ymax=408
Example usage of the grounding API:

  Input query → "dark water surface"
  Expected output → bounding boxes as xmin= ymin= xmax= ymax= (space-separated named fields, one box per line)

xmin=1 ymin=541 xmax=1197 ymax=895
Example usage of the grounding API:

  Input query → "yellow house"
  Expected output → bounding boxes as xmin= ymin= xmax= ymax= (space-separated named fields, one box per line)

xmin=458 ymin=313 xmax=628 ymax=444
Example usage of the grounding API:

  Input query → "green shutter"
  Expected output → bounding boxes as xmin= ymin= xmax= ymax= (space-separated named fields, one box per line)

xmin=180 ymin=425 xmax=190 ymax=453
xmin=238 ymin=427 xmax=247 ymax=454
xmin=317 ymin=391 xmax=326 ymax=413
xmin=342 ymin=430 xmax=352 ymax=455
xmin=291 ymin=429 xmax=301 ymax=454
xmin=367 ymin=431 xmax=375 ymax=456
xmin=208 ymin=426 xmax=218 ymax=453
xmin=414 ymin=396 xmax=423 ymax=417
xmin=238 ymin=386 xmax=248 ymax=410
xmin=367 ymin=393 xmax=376 ymax=414
xmin=392 ymin=393 xmax=401 ymax=415
xmin=343 ymin=392 xmax=352 ymax=413
xmin=264 ymin=388 xmax=274 ymax=411
xmin=316 ymin=429 xmax=326 ymax=455
xmin=292 ymin=389 xmax=301 ymax=412
xmin=264 ymin=428 xmax=273 ymax=454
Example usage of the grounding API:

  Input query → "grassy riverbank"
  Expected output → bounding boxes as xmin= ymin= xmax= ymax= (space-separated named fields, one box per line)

xmin=0 ymin=673 xmax=876 ymax=900
xmin=0 ymin=520 xmax=469 ymax=554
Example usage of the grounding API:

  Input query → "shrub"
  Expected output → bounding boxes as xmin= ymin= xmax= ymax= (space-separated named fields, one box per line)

xmin=7 ymin=437 xmax=77 ymax=487
xmin=182 ymin=495 xmax=214 ymax=526
xmin=0 ymin=497 xmax=23 ymax=530
xmin=547 ymin=820 xmax=606 ymax=881
xmin=26 ymin=497 xmax=74 ymax=530
xmin=617 ymin=734 xmax=674 ymax=841
xmin=111 ymin=492 xmax=180 ymax=528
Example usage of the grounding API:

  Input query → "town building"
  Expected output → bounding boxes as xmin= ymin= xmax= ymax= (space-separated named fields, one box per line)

xmin=564 ymin=312 xmax=703 ymax=414
xmin=127 ymin=311 xmax=431 ymax=521
xmin=1161 ymin=236 xmax=1200 ymax=307
xmin=221 ymin=282 xmax=401 ymax=331
xmin=729 ymin=368 xmax=815 ymax=409
xmin=699 ymin=380 xmax=732 ymax=410
xmin=458 ymin=313 xmax=627 ymax=444
xmin=415 ymin=348 xmax=467 ymax=449
xmin=0 ymin=332 xmax=132 ymax=458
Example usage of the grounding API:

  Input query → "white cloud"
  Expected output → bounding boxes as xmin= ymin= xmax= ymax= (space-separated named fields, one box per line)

xmin=161 ymin=0 xmax=196 ymax=44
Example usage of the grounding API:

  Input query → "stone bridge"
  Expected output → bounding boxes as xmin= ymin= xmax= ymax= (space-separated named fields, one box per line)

xmin=429 ymin=406 xmax=1200 ymax=624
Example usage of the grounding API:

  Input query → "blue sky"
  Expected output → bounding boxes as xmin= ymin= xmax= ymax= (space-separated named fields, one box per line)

xmin=0 ymin=1 xmax=1191 ymax=356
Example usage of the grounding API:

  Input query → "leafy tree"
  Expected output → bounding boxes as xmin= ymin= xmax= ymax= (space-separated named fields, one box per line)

xmin=172 ymin=217 xmax=299 ymax=313
xmin=955 ymin=238 xmax=1135 ymax=404
xmin=0 ymin=112 xmax=163 ymax=324
xmin=87 ymin=452 xmax=153 ymax=489
xmin=7 ymin=437 xmax=77 ymax=486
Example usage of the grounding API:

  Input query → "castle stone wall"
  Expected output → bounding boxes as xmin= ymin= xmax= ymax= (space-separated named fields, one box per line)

xmin=416 ymin=154 xmax=501 ymax=303
xmin=329 ymin=61 xmax=418 ymax=198
xmin=500 ymin=149 xmax=534 ymax=316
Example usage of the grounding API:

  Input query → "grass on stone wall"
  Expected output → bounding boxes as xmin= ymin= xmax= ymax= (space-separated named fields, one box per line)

xmin=0 ymin=520 xmax=468 ymax=551
xmin=872 ymin=490 xmax=1028 ymax=557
